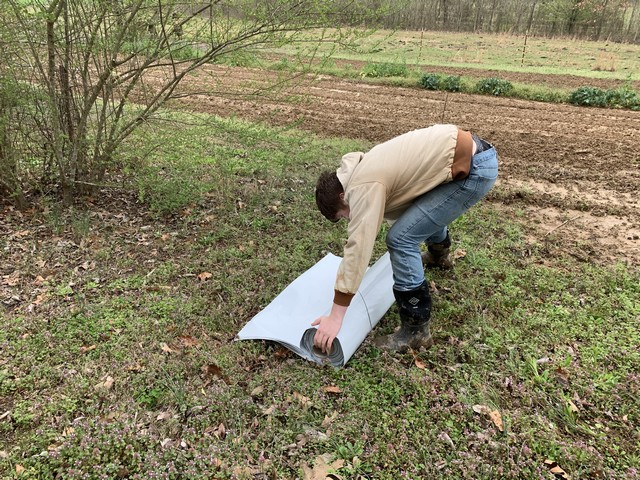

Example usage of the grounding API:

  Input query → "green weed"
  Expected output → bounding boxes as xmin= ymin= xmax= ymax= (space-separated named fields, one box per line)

xmin=569 ymin=85 xmax=640 ymax=109
xmin=361 ymin=61 xmax=409 ymax=78
xmin=441 ymin=75 xmax=462 ymax=92
xmin=419 ymin=73 xmax=462 ymax=92
xmin=419 ymin=72 xmax=442 ymax=90
xmin=475 ymin=77 xmax=514 ymax=96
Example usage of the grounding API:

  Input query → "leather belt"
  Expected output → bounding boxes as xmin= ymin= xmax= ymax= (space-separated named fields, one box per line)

xmin=472 ymin=133 xmax=493 ymax=154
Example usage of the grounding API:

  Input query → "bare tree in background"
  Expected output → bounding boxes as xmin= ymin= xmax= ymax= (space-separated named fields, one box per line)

xmin=379 ymin=0 xmax=638 ymax=39
xmin=0 ymin=0 xmax=385 ymax=207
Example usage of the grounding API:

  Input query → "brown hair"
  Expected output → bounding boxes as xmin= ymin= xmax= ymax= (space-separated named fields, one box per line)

xmin=315 ymin=171 xmax=344 ymax=222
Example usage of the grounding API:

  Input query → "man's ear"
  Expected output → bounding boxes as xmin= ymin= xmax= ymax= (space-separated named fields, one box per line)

xmin=339 ymin=192 xmax=345 ymax=201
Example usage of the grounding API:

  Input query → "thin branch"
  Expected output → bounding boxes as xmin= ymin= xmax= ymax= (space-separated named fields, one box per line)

xmin=544 ymin=215 xmax=583 ymax=237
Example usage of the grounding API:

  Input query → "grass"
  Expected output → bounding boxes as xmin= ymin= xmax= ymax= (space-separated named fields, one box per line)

xmin=271 ymin=29 xmax=640 ymax=81
xmin=1 ymin=112 xmax=639 ymax=479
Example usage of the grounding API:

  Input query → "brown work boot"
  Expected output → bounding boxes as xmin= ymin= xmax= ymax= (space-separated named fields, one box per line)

xmin=422 ymin=233 xmax=454 ymax=270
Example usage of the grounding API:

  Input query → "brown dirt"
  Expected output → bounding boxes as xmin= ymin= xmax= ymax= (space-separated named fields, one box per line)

xmin=158 ymin=64 xmax=640 ymax=267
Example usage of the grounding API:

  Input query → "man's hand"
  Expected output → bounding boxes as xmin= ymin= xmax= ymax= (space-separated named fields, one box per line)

xmin=311 ymin=303 xmax=348 ymax=354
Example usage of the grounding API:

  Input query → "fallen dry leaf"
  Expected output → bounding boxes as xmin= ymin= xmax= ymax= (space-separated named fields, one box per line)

xmin=2 ymin=271 xmax=21 ymax=286
xmin=102 ymin=412 xmax=118 ymax=422
xmin=16 ymin=464 xmax=25 ymax=476
xmin=47 ymin=442 xmax=62 ymax=451
xmin=409 ymin=349 xmax=427 ymax=369
xmin=80 ymin=345 xmax=96 ymax=354
xmin=302 ymin=453 xmax=345 ymax=480
xmin=201 ymin=363 xmax=230 ymax=384
xmin=126 ymin=363 xmax=143 ymax=372
xmin=94 ymin=375 xmax=114 ymax=391
xmin=261 ymin=405 xmax=276 ymax=416
xmin=197 ymin=272 xmax=212 ymax=281
xmin=322 ymin=385 xmax=343 ymax=394
xmin=160 ymin=342 xmax=181 ymax=354
xmin=250 ymin=385 xmax=264 ymax=397
xmin=80 ymin=261 xmax=95 ymax=270
xmin=554 ymin=367 xmax=570 ymax=386
xmin=472 ymin=404 xmax=489 ymax=414
xmin=452 ymin=248 xmax=467 ymax=260
xmin=33 ymin=293 xmax=49 ymax=305
xmin=213 ymin=422 xmax=226 ymax=440
xmin=545 ymin=459 xmax=571 ymax=479
xmin=293 ymin=391 xmax=312 ymax=408
xmin=439 ymin=431 xmax=455 ymax=448
xmin=156 ymin=411 xmax=172 ymax=421
xmin=488 ymin=409 xmax=504 ymax=432
xmin=274 ymin=346 xmax=292 ymax=359
xmin=472 ymin=404 xmax=504 ymax=432
xmin=233 ymin=466 xmax=262 ymax=477
xmin=178 ymin=335 xmax=200 ymax=348
xmin=321 ymin=411 xmax=339 ymax=428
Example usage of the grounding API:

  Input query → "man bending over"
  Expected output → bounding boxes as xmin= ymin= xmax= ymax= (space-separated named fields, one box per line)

xmin=313 ymin=124 xmax=498 ymax=354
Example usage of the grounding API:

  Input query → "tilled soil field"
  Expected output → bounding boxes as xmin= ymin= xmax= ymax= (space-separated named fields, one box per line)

xmin=156 ymin=64 xmax=640 ymax=266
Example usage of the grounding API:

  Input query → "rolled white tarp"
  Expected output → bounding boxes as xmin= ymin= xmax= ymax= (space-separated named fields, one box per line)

xmin=236 ymin=253 xmax=395 ymax=367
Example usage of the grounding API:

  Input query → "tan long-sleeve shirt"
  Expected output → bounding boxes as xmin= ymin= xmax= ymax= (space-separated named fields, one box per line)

xmin=333 ymin=124 xmax=469 ymax=306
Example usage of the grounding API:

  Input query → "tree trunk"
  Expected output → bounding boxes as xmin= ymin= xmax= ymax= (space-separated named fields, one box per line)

xmin=474 ymin=0 xmax=483 ymax=31
xmin=0 ymin=138 xmax=27 ymax=210
xmin=488 ymin=0 xmax=498 ymax=31
xmin=595 ymin=0 xmax=609 ymax=40
xmin=441 ymin=0 xmax=449 ymax=27
xmin=626 ymin=0 xmax=638 ymax=38
xmin=0 ymin=179 xmax=27 ymax=210
xmin=566 ymin=0 xmax=582 ymax=35
xmin=529 ymin=0 xmax=538 ymax=32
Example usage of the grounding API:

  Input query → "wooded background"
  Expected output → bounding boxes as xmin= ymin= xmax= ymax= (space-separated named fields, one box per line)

xmin=379 ymin=0 xmax=640 ymax=42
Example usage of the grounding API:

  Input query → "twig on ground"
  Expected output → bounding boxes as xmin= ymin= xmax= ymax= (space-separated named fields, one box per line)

xmin=544 ymin=215 xmax=583 ymax=237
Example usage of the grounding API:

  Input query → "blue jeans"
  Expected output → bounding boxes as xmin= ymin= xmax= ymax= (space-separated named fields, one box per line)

xmin=386 ymin=144 xmax=499 ymax=291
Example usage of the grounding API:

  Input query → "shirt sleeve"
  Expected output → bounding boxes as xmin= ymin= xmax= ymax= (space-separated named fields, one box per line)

xmin=333 ymin=182 xmax=386 ymax=305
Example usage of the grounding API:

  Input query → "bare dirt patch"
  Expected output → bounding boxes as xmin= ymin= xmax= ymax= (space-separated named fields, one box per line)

xmin=162 ymin=64 xmax=640 ymax=267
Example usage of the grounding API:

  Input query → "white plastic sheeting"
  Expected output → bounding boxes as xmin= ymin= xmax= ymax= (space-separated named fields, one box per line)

xmin=236 ymin=253 xmax=395 ymax=367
